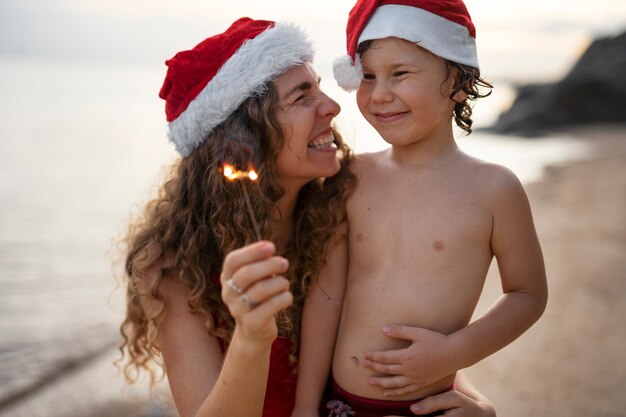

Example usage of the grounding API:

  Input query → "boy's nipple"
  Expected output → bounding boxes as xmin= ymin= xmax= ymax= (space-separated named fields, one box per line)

xmin=433 ymin=240 xmax=445 ymax=251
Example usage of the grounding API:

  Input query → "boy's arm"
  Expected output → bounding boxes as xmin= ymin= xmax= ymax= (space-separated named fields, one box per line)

xmin=362 ymin=168 xmax=547 ymax=394
xmin=445 ymin=168 xmax=547 ymax=370
xmin=291 ymin=222 xmax=348 ymax=417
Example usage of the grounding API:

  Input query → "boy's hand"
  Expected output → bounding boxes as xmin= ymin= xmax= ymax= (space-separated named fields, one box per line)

xmin=361 ymin=325 xmax=457 ymax=396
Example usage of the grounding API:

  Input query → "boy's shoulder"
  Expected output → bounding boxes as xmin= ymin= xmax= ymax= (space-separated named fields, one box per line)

xmin=456 ymin=152 xmax=527 ymax=200
xmin=351 ymin=149 xmax=388 ymax=173
xmin=464 ymin=153 xmax=522 ymax=184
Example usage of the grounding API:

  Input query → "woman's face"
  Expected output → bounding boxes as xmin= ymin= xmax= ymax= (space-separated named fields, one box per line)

xmin=273 ymin=62 xmax=341 ymax=191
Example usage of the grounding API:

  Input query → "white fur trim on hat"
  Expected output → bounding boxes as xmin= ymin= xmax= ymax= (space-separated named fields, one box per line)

xmin=333 ymin=55 xmax=363 ymax=92
xmin=359 ymin=5 xmax=478 ymax=68
xmin=168 ymin=22 xmax=314 ymax=157
xmin=334 ymin=4 xmax=479 ymax=92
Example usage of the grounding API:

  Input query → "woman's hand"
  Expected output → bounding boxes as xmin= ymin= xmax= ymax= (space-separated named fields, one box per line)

xmin=220 ymin=241 xmax=293 ymax=345
xmin=383 ymin=387 xmax=496 ymax=417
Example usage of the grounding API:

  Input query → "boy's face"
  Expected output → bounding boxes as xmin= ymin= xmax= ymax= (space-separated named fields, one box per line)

xmin=356 ymin=37 xmax=457 ymax=147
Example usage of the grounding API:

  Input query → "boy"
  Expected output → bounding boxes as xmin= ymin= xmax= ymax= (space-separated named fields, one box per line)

xmin=292 ymin=1 xmax=548 ymax=416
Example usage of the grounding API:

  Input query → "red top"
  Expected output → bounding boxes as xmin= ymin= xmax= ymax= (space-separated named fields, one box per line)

xmin=262 ymin=337 xmax=297 ymax=417
xmin=212 ymin=273 xmax=297 ymax=416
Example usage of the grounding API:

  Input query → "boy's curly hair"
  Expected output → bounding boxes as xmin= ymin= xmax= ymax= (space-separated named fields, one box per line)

xmin=444 ymin=61 xmax=493 ymax=134
xmin=117 ymin=80 xmax=355 ymax=384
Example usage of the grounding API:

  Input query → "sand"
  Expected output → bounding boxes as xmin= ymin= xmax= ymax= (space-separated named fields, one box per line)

xmin=1 ymin=126 xmax=624 ymax=417
xmin=466 ymin=126 xmax=626 ymax=417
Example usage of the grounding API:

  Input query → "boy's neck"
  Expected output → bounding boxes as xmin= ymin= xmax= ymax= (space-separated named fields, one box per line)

xmin=388 ymin=131 xmax=459 ymax=168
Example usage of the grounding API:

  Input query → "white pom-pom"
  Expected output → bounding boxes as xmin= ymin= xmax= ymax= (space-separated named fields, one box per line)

xmin=333 ymin=55 xmax=363 ymax=92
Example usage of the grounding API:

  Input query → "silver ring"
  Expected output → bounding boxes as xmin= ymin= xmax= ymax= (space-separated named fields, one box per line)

xmin=227 ymin=279 xmax=244 ymax=294
xmin=241 ymin=293 xmax=257 ymax=309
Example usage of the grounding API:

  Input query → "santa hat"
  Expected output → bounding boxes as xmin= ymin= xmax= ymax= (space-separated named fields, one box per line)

xmin=159 ymin=18 xmax=314 ymax=157
xmin=334 ymin=0 xmax=479 ymax=92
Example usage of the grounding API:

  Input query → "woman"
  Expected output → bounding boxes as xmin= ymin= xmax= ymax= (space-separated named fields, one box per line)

xmin=118 ymin=17 xmax=496 ymax=417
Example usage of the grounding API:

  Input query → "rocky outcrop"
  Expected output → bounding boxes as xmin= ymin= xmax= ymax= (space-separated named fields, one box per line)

xmin=486 ymin=31 xmax=626 ymax=136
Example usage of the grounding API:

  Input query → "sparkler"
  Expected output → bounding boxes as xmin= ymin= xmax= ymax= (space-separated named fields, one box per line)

xmin=223 ymin=163 xmax=262 ymax=241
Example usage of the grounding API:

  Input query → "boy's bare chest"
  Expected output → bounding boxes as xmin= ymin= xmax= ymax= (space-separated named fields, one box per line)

xmin=347 ymin=169 xmax=493 ymax=258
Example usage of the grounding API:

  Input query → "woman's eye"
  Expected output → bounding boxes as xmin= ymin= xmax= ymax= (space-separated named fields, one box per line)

xmin=393 ymin=71 xmax=408 ymax=77
xmin=293 ymin=95 xmax=305 ymax=103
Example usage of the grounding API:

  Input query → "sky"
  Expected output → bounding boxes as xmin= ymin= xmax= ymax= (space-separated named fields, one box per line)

xmin=1 ymin=0 xmax=625 ymax=82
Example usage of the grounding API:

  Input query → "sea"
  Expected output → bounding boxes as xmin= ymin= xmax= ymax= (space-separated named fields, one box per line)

xmin=0 ymin=56 xmax=591 ymax=411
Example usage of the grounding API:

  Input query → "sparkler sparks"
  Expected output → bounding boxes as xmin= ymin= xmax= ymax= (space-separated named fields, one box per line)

xmin=222 ymin=164 xmax=262 ymax=241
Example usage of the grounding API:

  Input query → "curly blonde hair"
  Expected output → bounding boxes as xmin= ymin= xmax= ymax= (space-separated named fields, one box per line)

xmin=118 ymin=81 xmax=355 ymax=383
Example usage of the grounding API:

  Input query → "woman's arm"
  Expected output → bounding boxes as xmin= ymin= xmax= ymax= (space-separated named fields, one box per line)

xmin=291 ymin=223 xmax=348 ymax=417
xmin=146 ymin=241 xmax=292 ymax=417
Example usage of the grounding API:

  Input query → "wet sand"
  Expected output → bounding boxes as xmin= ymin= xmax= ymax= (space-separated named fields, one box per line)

xmin=467 ymin=126 xmax=626 ymax=417
xmin=1 ymin=126 xmax=624 ymax=417
xmin=0 ymin=347 xmax=176 ymax=417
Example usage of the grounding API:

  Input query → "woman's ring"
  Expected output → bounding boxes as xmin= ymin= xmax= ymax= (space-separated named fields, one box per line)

xmin=242 ymin=293 xmax=257 ymax=309
xmin=227 ymin=279 xmax=244 ymax=294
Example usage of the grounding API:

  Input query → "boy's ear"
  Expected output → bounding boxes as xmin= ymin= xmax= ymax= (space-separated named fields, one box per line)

xmin=446 ymin=65 xmax=468 ymax=103
xmin=452 ymin=87 xmax=469 ymax=103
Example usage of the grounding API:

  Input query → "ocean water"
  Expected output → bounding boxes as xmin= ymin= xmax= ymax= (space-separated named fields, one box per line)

xmin=0 ymin=57 xmax=590 ymax=407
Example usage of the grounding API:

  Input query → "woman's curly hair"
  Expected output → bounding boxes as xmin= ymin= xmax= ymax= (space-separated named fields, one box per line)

xmin=118 ymin=80 xmax=355 ymax=384
xmin=357 ymin=40 xmax=493 ymax=135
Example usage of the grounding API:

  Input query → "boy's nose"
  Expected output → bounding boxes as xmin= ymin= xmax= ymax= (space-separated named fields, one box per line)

xmin=371 ymin=81 xmax=393 ymax=103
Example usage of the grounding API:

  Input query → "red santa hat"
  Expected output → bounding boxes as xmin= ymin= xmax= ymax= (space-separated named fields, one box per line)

xmin=159 ymin=17 xmax=314 ymax=157
xmin=334 ymin=0 xmax=479 ymax=92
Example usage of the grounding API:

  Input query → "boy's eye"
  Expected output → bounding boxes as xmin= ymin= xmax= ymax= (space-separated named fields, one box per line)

xmin=362 ymin=73 xmax=375 ymax=80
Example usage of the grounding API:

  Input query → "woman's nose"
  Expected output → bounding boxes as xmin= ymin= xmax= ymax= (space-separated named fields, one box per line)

xmin=319 ymin=93 xmax=341 ymax=119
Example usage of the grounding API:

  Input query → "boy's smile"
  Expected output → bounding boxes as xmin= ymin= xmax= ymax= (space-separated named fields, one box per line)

xmin=373 ymin=111 xmax=411 ymax=123
xmin=356 ymin=37 xmax=457 ymax=149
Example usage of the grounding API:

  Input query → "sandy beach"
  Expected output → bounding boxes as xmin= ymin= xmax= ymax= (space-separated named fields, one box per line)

xmin=1 ymin=126 xmax=624 ymax=417
xmin=467 ymin=126 xmax=626 ymax=417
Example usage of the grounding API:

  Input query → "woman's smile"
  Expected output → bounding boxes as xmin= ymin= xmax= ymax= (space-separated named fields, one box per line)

xmin=308 ymin=130 xmax=337 ymax=151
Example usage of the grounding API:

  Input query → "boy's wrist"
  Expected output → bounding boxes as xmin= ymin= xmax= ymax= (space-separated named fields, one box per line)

xmin=446 ymin=330 xmax=471 ymax=371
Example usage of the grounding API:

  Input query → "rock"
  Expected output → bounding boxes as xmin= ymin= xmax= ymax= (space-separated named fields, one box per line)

xmin=486 ymin=31 xmax=626 ymax=136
